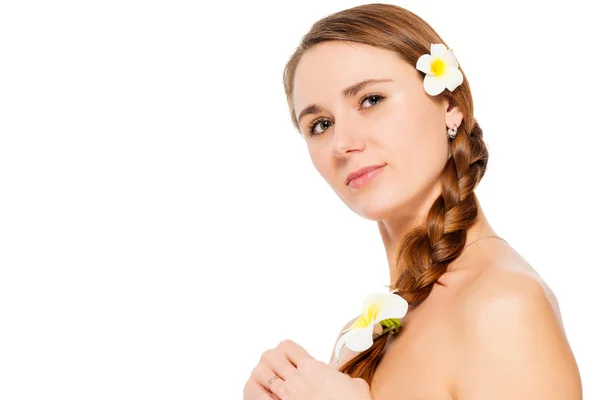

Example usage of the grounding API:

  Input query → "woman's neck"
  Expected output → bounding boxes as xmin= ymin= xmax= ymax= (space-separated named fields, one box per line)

xmin=379 ymin=198 xmax=497 ymax=287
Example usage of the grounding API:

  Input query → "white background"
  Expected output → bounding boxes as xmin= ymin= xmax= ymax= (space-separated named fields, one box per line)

xmin=1 ymin=0 xmax=598 ymax=398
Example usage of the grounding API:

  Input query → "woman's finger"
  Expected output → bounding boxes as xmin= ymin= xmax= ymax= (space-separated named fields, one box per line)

xmin=244 ymin=379 xmax=281 ymax=400
xmin=275 ymin=339 xmax=314 ymax=368
xmin=246 ymin=339 xmax=314 ymax=400
xmin=259 ymin=348 xmax=296 ymax=383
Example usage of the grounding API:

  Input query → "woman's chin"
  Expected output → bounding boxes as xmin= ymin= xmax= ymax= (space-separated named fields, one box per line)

xmin=337 ymin=184 xmax=409 ymax=221
xmin=349 ymin=199 xmax=398 ymax=221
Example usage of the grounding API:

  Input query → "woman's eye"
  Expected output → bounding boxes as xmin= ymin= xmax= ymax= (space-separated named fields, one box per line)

xmin=361 ymin=94 xmax=383 ymax=109
xmin=309 ymin=119 xmax=331 ymax=136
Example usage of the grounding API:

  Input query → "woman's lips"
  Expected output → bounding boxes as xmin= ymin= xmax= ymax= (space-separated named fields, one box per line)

xmin=348 ymin=165 xmax=385 ymax=189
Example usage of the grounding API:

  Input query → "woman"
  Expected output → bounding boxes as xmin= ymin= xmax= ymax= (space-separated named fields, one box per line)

xmin=243 ymin=4 xmax=582 ymax=399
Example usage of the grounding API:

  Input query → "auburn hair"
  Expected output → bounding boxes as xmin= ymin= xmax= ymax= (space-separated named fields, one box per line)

xmin=282 ymin=3 xmax=489 ymax=386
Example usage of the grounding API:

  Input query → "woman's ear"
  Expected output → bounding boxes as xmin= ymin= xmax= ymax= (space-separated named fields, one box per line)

xmin=444 ymin=96 xmax=463 ymax=130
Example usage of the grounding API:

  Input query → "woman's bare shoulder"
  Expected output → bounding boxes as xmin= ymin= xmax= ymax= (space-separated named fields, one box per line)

xmin=459 ymin=260 xmax=563 ymax=328
xmin=449 ymin=265 xmax=581 ymax=398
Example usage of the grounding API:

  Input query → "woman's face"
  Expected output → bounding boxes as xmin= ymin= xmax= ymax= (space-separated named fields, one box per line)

xmin=292 ymin=41 xmax=463 ymax=221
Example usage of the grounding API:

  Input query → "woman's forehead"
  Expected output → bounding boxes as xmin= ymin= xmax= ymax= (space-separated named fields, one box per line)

xmin=293 ymin=43 xmax=415 ymax=115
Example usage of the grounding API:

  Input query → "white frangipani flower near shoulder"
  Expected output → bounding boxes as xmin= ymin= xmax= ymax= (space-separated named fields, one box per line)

xmin=333 ymin=290 xmax=409 ymax=364
xmin=415 ymin=43 xmax=464 ymax=96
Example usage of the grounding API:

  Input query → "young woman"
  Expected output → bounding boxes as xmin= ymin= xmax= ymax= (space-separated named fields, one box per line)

xmin=243 ymin=4 xmax=582 ymax=399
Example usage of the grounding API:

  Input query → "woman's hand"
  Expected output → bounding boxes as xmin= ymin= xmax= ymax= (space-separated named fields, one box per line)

xmin=243 ymin=339 xmax=314 ymax=400
xmin=243 ymin=339 xmax=372 ymax=400
xmin=273 ymin=356 xmax=372 ymax=400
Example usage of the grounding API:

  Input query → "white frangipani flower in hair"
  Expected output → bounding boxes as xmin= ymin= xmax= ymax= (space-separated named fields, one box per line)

xmin=334 ymin=290 xmax=409 ymax=364
xmin=416 ymin=43 xmax=464 ymax=96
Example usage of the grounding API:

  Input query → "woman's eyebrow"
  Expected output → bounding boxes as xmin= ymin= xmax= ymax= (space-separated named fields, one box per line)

xmin=296 ymin=78 xmax=393 ymax=124
xmin=343 ymin=78 xmax=393 ymax=98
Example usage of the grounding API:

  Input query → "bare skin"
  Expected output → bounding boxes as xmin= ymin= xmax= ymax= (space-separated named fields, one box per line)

xmin=293 ymin=41 xmax=582 ymax=399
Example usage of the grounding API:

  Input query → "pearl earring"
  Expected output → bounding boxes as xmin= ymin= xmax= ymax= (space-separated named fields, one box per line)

xmin=447 ymin=124 xmax=458 ymax=139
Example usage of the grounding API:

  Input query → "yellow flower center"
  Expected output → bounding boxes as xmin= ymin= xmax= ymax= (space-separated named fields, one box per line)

xmin=351 ymin=302 xmax=380 ymax=329
xmin=431 ymin=59 xmax=445 ymax=76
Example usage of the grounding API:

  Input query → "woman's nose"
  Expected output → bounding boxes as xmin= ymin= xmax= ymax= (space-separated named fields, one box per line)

xmin=331 ymin=118 xmax=366 ymax=158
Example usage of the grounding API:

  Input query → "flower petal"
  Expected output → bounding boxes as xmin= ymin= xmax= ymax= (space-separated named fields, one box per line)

xmin=416 ymin=54 xmax=433 ymax=74
xmin=442 ymin=49 xmax=459 ymax=69
xmin=444 ymin=67 xmax=464 ymax=91
xmin=423 ymin=75 xmax=447 ymax=96
xmin=374 ymin=294 xmax=409 ymax=323
xmin=333 ymin=323 xmax=375 ymax=363
xmin=344 ymin=324 xmax=376 ymax=353
xmin=360 ymin=292 xmax=390 ymax=321
xmin=333 ymin=331 xmax=348 ymax=363
xmin=430 ymin=43 xmax=448 ymax=58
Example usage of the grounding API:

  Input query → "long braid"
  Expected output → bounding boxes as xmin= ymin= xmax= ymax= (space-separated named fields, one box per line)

xmin=392 ymin=120 xmax=488 ymax=306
